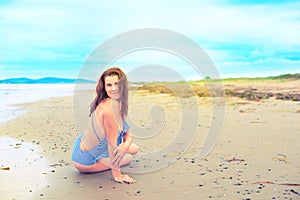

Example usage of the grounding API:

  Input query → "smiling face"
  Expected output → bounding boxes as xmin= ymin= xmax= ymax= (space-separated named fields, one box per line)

xmin=90 ymin=67 xmax=128 ymax=118
xmin=104 ymin=75 xmax=120 ymax=100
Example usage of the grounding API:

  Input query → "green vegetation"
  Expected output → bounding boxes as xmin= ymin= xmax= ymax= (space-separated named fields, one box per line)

xmin=268 ymin=73 xmax=300 ymax=80
xmin=222 ymin=73 xmax=300 ymax=82
xmin=131 ymin=73 xmax=299 ymax=100
xmin=130 ymin=73 xmax=299 ymax=86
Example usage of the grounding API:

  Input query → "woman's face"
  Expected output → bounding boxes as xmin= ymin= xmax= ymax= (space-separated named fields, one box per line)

xmin=104 ymin=75 xmax=120 ymax=100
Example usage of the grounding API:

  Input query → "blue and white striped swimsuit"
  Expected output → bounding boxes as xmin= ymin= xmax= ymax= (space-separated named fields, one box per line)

xmin=71 ymin=114 xmax=129 ymax=166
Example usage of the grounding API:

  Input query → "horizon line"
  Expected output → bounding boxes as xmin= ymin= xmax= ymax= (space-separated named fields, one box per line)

xmin=0 ymin=73 xmax=299 ymax=84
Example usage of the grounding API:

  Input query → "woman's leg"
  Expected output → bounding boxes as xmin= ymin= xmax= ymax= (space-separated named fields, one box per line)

xmin=96 ymin=153 xmax=133 ymax=171
xmin=72 ymin=154 xmax=134 ymax=173
xmin=72 ymin=143 xmax=138 ymax=173
xmin=72 ymin=161 xmax=109 ymax=173
xmin=127 ymin=143 xmax=139 ymax=155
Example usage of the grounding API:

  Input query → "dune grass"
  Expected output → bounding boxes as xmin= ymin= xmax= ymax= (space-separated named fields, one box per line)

xmin=131 ymin=73 xmax=300 ymax=100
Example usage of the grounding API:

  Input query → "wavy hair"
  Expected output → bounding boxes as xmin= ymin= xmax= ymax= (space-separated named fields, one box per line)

xmin=90 ymin=67 xmax=128 ymax=119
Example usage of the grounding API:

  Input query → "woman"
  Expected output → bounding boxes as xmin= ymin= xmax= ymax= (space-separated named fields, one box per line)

xmin=71 ymin=67 xmax=138 ymax=184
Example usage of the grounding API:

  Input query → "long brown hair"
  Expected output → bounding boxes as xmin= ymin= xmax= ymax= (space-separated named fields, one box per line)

xmin=90 ymin=67 xmax=128 ymax=119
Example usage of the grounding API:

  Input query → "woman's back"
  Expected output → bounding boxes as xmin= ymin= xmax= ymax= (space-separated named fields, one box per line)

xmin=80 ymin=98 xmax=122 ymax=152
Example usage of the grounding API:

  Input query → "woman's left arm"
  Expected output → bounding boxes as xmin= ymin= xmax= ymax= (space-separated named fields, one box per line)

xmin=121 ymin=130 xmax=133 ymax=150
xmin=112 ymin=129 xmax=132 ymax=165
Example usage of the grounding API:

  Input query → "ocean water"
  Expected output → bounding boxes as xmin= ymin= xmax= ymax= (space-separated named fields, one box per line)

xmin=0 ymin=84 xmax=94 ymax=123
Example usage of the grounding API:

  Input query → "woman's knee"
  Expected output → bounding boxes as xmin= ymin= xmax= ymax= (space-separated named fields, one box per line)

xmin=129 ymin=143 xmax=139 ymax=155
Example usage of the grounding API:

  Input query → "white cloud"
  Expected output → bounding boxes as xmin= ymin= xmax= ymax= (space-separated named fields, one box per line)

xmin=0 ymin=0 xmax=299 ymax=78
xmin=217 ymin=57 xmax=300 ymax=78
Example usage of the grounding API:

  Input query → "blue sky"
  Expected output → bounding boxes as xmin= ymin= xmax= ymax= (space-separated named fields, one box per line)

xmin=0 ymin=0 xmax=299 ymax=81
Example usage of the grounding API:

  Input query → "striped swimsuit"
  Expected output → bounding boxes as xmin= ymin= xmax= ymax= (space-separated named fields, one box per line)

xmin=71 ymin=114 xmax=129 ymax=166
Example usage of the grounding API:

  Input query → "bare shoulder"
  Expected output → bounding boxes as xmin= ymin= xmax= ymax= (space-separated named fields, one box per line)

xmin=93 ymin=99 xmax=110 ymax=118
xmin=97 ymin=98 xmax=119 ymax=116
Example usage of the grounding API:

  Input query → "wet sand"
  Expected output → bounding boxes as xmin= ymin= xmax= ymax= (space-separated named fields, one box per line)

xmin=0 ymin=84 xmax=300 ymax=199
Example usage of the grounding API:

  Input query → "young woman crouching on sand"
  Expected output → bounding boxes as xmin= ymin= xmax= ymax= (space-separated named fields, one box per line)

xmin=71 ymin=67 xmax=138 ymax=184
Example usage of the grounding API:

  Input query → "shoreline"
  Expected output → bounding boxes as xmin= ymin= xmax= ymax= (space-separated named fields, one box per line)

xmin=0 ymin=84 xmax=300 ymax=199
xmin=0 ymin=83 xmax=77 ymax=124
xmin=1 ymin=77 xmax=299 ymax=125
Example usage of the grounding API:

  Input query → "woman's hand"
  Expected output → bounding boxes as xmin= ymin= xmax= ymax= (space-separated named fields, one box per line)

xmin=114 ymin=174 xmax=136 ymax=184
xmin=112 ymin=144 xmax=127 ymax=166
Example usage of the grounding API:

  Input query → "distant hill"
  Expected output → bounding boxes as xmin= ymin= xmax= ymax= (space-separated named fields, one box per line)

xmin=0 ymin=77 xmax=96 ymax=84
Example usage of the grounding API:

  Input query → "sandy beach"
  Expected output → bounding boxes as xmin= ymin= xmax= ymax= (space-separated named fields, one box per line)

xmin=0 ymin=80 xmax=300 ymax=200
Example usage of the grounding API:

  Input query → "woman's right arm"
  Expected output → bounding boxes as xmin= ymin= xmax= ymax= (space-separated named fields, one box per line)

xmin=102 ymin=106 xmax=122 ymax=179
xmin=100 ymin=99 xmax=135 ymax=184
